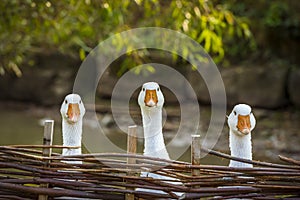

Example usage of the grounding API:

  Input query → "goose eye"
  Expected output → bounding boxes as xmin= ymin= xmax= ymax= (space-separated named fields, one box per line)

xmin=233 ymin=111 xmax=237 ymax=115
xmin=79 ymin=100 xmax=82 ymax=104
xmin=142 ymin=88 xmax=145 ymax=92
xmin=65 ymin=100 xmax=68 ymax=104
xmin=157 ymin=88 xmax=160 ymax=91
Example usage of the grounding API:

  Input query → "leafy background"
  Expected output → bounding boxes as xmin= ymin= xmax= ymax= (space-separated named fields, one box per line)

xmin=3 ymin=0 xmax=298 ymax=77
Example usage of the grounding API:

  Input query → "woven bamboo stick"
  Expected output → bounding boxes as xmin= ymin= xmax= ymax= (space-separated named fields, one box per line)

xmin=202 ymin=147 xmax=300 ymax=169
xmin=8 ymin=145 xmax=80 ymax=149
xmin=279 ymin=155 xmax=300 ymax=165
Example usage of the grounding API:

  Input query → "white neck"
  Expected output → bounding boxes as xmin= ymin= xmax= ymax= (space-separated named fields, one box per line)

xmin=141 ymin=107 xmax=169 ymax=159
xmin=62 ymin=119 xmax=82 ymax=156
xmin=229 ymin=130 xmax=253 ymax=167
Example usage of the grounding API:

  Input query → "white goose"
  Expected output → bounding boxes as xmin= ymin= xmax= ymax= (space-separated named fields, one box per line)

xmin=138 ymin=82 xmax=169 ymax=159
xmin=227 ymin=104 xmax=256 ymax=168
xmin=137 ymin=82 xmax=183 ymax=198
xmin=60 ymin=94 xmax=85 ymax=164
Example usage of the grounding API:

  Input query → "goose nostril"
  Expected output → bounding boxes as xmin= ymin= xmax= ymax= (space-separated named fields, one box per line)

xmin=242 ymin=128 xmax=250 ymax=135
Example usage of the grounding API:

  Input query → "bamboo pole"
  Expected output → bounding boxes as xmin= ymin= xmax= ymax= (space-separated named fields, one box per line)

xmin=125 ymin=125 xmax=137 ymax=200
xmin=191 ymin=135 xmax=201 ymax=176
xmin=38 ymin=120 xmax=54 ymax=200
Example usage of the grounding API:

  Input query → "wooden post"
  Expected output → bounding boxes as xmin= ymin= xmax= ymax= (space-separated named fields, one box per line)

xmin=191 ymin=135 xmax=201 ymax=176
xmin=38 ymin=120 xmax=54 ymax=200
xmin=125 ymin=125 xmax=137 ymax=200
xmin=42 ymin=120 xmax=54 ymax=157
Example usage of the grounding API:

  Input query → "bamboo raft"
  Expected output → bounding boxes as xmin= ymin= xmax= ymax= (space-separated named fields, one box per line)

xmin=0 ymin=121 xmax=299 ymax=199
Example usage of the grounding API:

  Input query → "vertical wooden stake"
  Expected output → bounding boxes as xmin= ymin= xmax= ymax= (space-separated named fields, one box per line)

xmin=127 ymin=125 xmax=137 ymax=163
xmin=42 ymin=120 xmax=54 ymax=157
xmin=191 ymin=135 xmax=201 ymax=176
xmin=125 ymin=125 xmax=137 ymax=200
xmin=38 ymin=120 xmax=54 ymax=200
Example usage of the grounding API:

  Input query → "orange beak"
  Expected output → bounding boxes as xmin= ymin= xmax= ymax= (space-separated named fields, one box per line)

xmin=144 ymin=89 xmax=158 ymax=107
xmin=237 ymin=115 xmax=251 ymax=135
xmin=67 ymin=103 xmax=80 ymax=123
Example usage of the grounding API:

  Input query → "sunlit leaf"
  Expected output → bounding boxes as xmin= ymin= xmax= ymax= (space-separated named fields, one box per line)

xmin=224 ymin=11 xmax=234 ymax=25
xmin=204 ymin=34 xmax=211 ymax=52
xmin=182 ymin=46 xmax=189 ymax=60
xmin=9 ymin=62 xmax=22 ymax=77
xmin=0 ymin=67 xmax=5 ymax=76
xmin=79 ymin=48 xmax=86 ymax=61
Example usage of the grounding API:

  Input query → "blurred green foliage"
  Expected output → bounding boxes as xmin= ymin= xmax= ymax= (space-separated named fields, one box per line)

xmin=223 ymin=0 xmax=300 ymax=63
xmin=1 ymin=0 xmax=254 ymax=76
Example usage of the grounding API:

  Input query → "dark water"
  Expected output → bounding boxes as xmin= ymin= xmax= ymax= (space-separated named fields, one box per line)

xmin=0 ymin=105 xmax=227 ymax=165
xmin=1 ymin=103 xmax=299 ymax=165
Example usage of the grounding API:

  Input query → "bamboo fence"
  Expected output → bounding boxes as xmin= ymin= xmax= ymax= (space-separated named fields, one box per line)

xmin=0 ymin=121 xmax=299 ymax=199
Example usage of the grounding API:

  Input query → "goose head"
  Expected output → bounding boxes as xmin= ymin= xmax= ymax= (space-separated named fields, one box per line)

xmin=60 ymin=94 xmax=85 ymax=124
xmin=138 ymin=82 xmax=164 ymax=109
xmin=227 ymin=104 xmax=256 ymax=136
